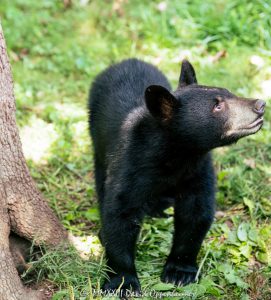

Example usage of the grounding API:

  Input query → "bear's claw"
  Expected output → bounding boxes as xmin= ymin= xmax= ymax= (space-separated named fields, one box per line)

xmin=102 ymin=274 xmax=141 ymax=298
xmin=161 ymin=262 xmax=198 ymax=286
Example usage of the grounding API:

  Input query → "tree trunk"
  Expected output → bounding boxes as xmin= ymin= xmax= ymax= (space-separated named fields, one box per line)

xmin=0 ymin=23 xmax=67 ymax=300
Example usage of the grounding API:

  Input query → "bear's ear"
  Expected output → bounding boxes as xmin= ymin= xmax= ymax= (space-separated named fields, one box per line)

xmin=145 ymin=85 xmax=177 ymax=122
xmin=178 ymin=59 xmax=197 ymax=88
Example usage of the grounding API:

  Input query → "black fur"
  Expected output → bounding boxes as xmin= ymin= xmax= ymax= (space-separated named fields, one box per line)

xmin=88 ymin=58 xmax=262 ymax=294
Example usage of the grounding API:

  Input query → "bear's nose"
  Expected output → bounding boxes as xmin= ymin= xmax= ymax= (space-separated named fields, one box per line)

xmin=254 ymin=99 xmax=266 ymax=115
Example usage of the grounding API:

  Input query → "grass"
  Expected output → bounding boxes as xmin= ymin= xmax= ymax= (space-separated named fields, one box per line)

xmin=0 ymin=0 xmax=271 ymax=299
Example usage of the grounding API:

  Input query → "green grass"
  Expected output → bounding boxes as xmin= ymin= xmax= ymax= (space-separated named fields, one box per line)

xmin=0 ymin=0 xmax=270 ymax=299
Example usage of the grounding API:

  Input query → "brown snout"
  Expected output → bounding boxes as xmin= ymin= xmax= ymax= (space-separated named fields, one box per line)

xmin=254 ymin=99 xmax=266 ymax=115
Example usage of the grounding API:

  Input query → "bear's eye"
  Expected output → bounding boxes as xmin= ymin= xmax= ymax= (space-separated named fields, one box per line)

xmin=213 ymin=100 xmax=224 ymax=112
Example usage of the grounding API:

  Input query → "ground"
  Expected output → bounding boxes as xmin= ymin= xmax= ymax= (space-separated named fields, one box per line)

xmin=0 ymin=0 xmax=270 ymax=299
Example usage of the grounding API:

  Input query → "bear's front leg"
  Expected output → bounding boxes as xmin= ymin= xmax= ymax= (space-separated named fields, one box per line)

xmin=100 ymin=199 xmax=144 ymax=296
xmin=161 ymin=186 xmax=214 ymax=286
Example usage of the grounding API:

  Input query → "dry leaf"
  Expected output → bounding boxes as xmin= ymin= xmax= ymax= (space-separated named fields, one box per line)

xmin=244 ymin=158 xmax=256 ymax=169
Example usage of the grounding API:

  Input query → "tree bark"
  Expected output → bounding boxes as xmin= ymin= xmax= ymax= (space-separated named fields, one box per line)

xmin=0 ymin=23 xmax=67 ymax=300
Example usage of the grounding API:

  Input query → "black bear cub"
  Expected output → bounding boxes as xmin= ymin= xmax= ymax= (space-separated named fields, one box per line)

xmin=88 ymin=59 xmax=265 ymax=294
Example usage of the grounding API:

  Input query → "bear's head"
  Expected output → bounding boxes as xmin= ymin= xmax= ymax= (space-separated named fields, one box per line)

xmin=145 ymin=60 xmax=265 ymax=151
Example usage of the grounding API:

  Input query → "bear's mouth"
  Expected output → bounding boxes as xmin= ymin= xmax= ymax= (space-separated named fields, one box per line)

xmin=241 ymin=116 xmax=264 ymax=130
xmin=223 ymin=115 xmax=264 ymax=140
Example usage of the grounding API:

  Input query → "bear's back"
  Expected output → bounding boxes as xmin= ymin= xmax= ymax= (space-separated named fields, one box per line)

xmin=89 ymin=59 xmax=171 ymax=163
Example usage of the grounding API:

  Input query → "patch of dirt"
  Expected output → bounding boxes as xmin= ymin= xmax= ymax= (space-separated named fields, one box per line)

xmin=28 ymin=280 xmax=58 ymax=300
xmin=247 ymin=269 xmax=271 ymax=300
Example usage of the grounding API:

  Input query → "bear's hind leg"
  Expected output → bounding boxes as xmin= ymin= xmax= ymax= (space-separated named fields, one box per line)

xmin=147 ymin=197 xmax=174 ymax=218
xmin=94 ymin=158 xmax=106 ymax=203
